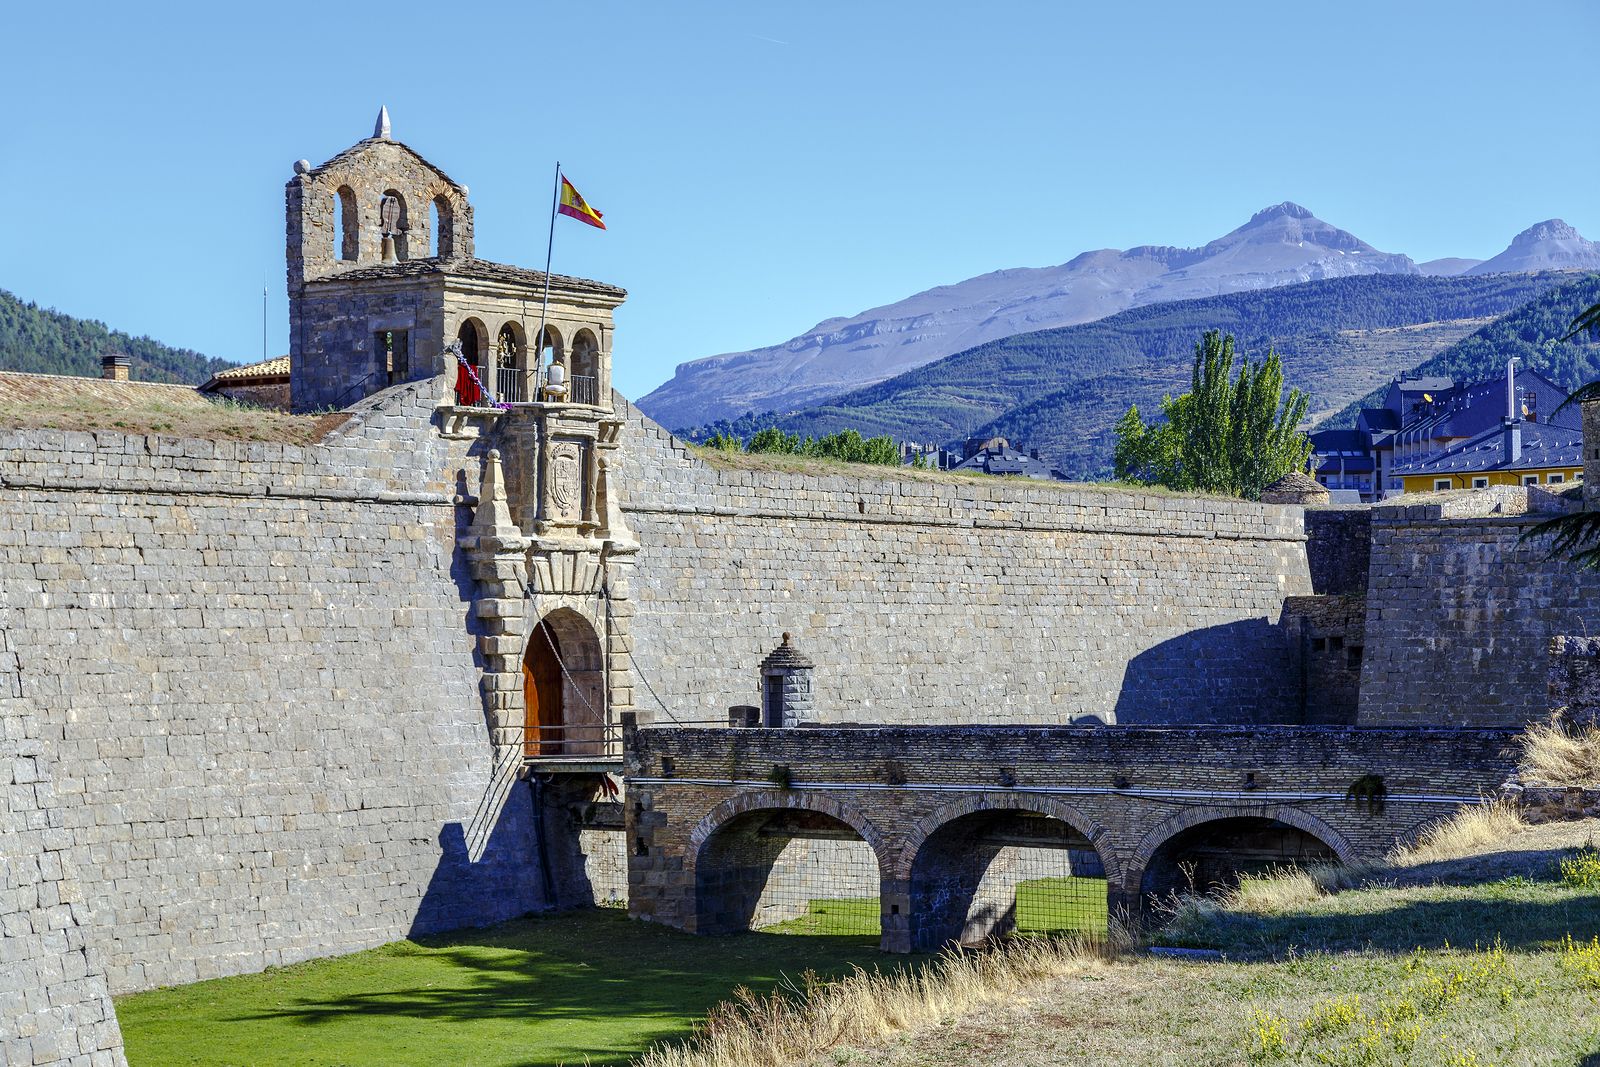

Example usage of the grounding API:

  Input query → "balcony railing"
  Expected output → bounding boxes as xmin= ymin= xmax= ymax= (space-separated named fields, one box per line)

xmin=496 ymin=366 xmax=527 ymax=404
xmin=571 ymin=374 xmax=598 ymax=406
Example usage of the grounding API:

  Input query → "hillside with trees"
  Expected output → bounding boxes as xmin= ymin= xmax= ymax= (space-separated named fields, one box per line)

xmin=1323 ymin=272 xmax=1600 ymax=427
xmin=0 ymin=288 xmax=232 ymax=384
xmin=680 ymin=272 xmax=1573 ymax=479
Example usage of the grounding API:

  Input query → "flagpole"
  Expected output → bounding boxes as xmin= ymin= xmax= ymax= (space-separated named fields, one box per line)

xmin=535 ymin=160 xmax=561 ymax=395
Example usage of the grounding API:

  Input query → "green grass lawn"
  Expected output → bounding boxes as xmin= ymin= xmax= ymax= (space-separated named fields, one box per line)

xmin=1014 ymin=876 xmax=1109 ymax=935
xmin=115 ymin=909 xmax=904 ymax=1067
xmin=760 ymin=876 xmax=1110 ymax=939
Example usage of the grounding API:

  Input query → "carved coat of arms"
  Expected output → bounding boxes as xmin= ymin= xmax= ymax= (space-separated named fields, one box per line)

xmin=550 ymin=442 xmax=581 ymax=520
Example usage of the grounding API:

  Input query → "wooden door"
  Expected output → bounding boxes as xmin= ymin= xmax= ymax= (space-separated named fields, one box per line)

xmin=522 ymin=624 xmax=564 ymax=757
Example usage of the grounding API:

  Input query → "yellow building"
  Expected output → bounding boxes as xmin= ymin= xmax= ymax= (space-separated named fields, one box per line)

xmin=1396 ymin=419 xmax=1583 ymax=494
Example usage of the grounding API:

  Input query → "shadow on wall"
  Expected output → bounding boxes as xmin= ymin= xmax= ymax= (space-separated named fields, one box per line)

xmin=410 ymin=780 xmax=546 ymax=937
xmin=1111 ymin=617 xmax=1296 ymax=724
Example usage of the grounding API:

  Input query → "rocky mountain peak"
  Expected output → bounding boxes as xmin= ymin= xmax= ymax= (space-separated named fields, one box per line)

xmin=1247 ymin=201 xmax=1316 ymax=225
xmin=1511 ymin=219 xmax=1583 ymax=244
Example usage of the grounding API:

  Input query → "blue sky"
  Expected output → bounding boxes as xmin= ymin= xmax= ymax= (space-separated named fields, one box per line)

xmin=3 ymin=1 xmax=1596 ymax=398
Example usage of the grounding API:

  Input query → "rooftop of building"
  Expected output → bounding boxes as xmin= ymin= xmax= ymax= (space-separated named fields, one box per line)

xmin=1392 ymin=419 xmax=1583 ymax=476
xmin=201 ymin=355 xmax=290 ymax=388
xmin=0 ymin=369 xmax=340 ymax=443
xmin=307 ymin=255 xmax=627 ymax=299
xmin=951 ymin=438 xmax=1064 ymax=480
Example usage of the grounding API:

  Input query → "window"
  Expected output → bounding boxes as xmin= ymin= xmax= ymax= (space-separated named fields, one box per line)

xmin=1549 ymin=473 xmax=1565 ymax=484
xmin=1434 ymin=479 xmax=1452 ymax=491
xmin=1472 ymin=477 xmax=1488 ymax=489
xmin=378 ymin=330 xmax=409 ymax=385
xmin=1311 ymin=637 xmax=1327 ymax=652
xmin=334 ymin=186 xmax=358 ymax=261
xmin=1347 ymin=644 xmax=1364 ymax=670
xmin=1329 ymin=635 xmax=1344 ymax=651
xmin=1522 ymin=474 xmax=1539 ymax=486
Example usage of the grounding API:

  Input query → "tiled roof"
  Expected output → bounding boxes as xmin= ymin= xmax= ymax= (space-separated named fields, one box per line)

xmin=952 ymin=444 xmax=1064 ymax=480
xmin=1393 ymin=421 xmax=1583 ymax=475
xmin=205 ymin=355 xmax=290 ymax=383
xmin=312 ymin=256 xmax=627 ymax=299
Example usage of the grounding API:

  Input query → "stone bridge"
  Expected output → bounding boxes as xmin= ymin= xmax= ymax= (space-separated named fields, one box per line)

xmin=623 ymin=718 xmax=1518 ymax=952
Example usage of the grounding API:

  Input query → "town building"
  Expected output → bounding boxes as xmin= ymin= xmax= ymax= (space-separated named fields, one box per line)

xmin=1310 ymin=366 xmax=1580 ymax=500
xmin=950 ymin=436 xmax=1065 ymax=479
xmin=1394 ymin=418 xmax=1583 ymax=492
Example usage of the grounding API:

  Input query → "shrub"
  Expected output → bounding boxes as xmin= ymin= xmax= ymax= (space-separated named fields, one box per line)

xmin=1558 ymin=842 xmax=1600 ymax=889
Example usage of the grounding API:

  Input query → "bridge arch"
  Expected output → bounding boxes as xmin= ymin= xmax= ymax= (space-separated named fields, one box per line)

xmin=689 ymin=791 xmax=890 ymax=940
xmin=900 ymin=793 xmax=1115 ymax=950
xmin=1128 ymin=805 xmax=1357 ymax=903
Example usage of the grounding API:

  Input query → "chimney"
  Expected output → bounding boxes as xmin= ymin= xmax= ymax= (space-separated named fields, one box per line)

xmin=1504 ymin=418 xmax=1522 ymax=464
xmin=101 ymin=353 xmax=130 ymax=381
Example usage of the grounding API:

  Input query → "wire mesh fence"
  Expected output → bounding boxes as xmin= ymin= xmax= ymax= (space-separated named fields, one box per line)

xmin=698 ymin=811 xmax=882 ymax=938
xmin=755 ymin=835 xmax=881 ymax=937
xmin=912 ymin=812 xmax=1110 ymax=948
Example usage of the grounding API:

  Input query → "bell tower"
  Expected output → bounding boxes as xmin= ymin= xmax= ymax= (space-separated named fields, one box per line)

xmin=287 ymin=110 xmax=636 ymax=760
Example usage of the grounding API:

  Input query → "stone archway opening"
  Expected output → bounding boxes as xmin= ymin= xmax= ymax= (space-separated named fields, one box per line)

xmin=696 ymin=808 xmax=881 ymax=939
xmin=522 ymin=609 xmax=605 ymax=758
xmin=909 ymin=809 xmax=1108 ymax=951
xmin=1139 ymin=816 xmax=1339 ymax=902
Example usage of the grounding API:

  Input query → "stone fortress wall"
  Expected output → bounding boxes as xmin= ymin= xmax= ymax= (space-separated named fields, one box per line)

xmin=1 ymin=708 xmax=126 ymax=1067
xmin=614 ymin=397 xmax=1316 ymax=728
xmin=1357 ymin=486 xmax=1600 ymax=728
xmin=0 ymin=377 xmax=564 ymax=1000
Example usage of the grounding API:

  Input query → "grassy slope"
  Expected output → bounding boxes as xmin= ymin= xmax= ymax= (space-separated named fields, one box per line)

xmin=0 ymin=288 xmax=233 ymax=383
xmin=115 ymin=911 xmax=902 ymax=1067
xmin=680 ymin=272 xmax=1568 ymax=479
xmin=839 ymin=820 xmax=1600 ymax=1067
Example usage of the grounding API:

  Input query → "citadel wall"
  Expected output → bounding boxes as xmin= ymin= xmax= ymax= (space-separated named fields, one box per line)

xmin=1 ymin=708 xmax=126 ymax=1066
xmin=1358 ymin=489 xmax=1600 ymax=728
xmin=0 ymin=378 xmax=557 ymax=996
xmin=615 ymin=399 xmax=1315 ymax=726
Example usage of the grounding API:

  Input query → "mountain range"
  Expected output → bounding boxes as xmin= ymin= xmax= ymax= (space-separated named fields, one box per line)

xmin=639 ymin=206 xmax=1600 ymax=431
xmin=686 ymin=272 xmax=1582 ymax=479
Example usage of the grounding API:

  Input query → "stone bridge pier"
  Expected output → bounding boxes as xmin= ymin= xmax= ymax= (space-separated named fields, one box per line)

xmin=622 ymin=718 xmax=1517 ymax=952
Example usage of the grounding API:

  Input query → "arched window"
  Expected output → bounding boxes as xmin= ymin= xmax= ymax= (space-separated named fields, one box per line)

xmin=495 ymin=323 xmax=526 ymax=402
xmin=380 ymin=189 xmax=409 ymax=260
xmin=570 ymin=329 xmax=599 ymax=405
xmin=334 ymin=186 xmax=358 ymax=262
xmin=431 ymin=195 xmax=454 ymax=258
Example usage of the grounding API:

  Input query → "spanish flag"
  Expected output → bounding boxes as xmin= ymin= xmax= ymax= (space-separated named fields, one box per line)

xmin=558 ymin=175 xmax=606 ymax=230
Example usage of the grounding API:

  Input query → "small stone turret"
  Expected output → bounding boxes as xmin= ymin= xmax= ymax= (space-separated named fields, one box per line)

xmin=759 ymin=633 xmax=815 ymax=727
xmin=1260 ymin=471 xmax=1331 ymax=506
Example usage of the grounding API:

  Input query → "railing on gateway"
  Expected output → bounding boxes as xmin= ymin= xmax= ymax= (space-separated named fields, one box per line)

xmin=522 ymin=720 xmax=623 ymax=762
xmin=570 ymin=374 xmax=599 ymax=406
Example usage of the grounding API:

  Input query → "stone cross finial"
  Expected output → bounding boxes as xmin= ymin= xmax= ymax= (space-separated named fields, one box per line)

xmin=374 ymin=105 xmax=391 ymax=140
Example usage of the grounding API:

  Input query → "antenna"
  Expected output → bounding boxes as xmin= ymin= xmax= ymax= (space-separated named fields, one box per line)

xmin=262 ymin=280 xmax=268 ymax=362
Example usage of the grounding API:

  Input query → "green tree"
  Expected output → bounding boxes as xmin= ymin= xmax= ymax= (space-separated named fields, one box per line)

xmin=1112 ymin=330 xmax=1311 ymax=499
xmin=1524 ymin=286 xmax=1600 ymax=567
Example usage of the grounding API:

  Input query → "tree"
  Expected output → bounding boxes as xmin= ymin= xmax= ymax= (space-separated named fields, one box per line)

xmin=1112 ymin=330 xmax=1311 ymax=499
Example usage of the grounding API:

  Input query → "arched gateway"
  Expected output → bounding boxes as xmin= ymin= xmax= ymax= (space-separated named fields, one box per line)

xmin=522 ymin=609 xmax=606 ymax=757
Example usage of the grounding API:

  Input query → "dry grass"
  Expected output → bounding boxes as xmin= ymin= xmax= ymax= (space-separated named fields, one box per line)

xmin=0 ymin=391 xmax=343 ymax=444
xmin=686 ymin=445 xmax=1239 ymax=500
xmin=634 ymin=935 xmax=1117 ymax=1067
xmin=1392 ymin=800 xmax=1527 ymax=866
xmin=1518 ymin=715 xmax=1600 ymax=786
xmin=1156 ymin=801 xmax=1527 ymax=932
